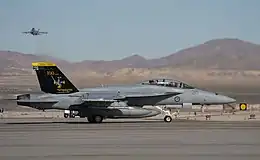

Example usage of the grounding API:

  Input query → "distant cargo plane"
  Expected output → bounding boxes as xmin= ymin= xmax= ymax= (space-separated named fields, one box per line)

xmin=22 ymin=28 xmax=48 ymax=36
xmin=16 ymin=62 xmax=236 ymax=123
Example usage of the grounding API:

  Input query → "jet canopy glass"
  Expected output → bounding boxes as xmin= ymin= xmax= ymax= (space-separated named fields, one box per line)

xmin=140 ymin=78 xmax=194 ymax=89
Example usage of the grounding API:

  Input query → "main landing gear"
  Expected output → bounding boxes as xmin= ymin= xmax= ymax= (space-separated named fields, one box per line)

xmin=87 ymin=115 xmax=104 ymax=123
xmin=64 ymin=110 xmax=76 ymax=118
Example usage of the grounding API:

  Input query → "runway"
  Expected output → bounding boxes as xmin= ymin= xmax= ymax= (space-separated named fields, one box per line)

xmin=0 ymin=119 xmax=260 ymax=160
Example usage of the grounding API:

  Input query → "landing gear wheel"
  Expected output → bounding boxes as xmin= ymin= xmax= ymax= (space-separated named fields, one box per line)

xmin=87 ymin=116 xmax=94 ymax=123
xmin=87 ymin=115 xmax=103 ymax=123
xmin=94 ymin=115 xmax=103 ymax=123
xmin=164 ymin=116 xmax=172 ymax=122
xmin=64 ymin=114 xmax=69 ymax=118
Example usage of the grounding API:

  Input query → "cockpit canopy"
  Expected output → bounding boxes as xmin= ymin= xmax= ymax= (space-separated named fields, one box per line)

xmin=140 ymin=78 xmax=195 ymax=89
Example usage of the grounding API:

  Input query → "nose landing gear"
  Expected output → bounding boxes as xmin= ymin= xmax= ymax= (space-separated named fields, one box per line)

xmin=153 ymin=106 xmax=174 ymax=123
xmin=164 ymin=115 xmax=172 ymax=122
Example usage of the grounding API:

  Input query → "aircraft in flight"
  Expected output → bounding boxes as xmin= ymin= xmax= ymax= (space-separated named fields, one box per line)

xmin=22 ymin=28 xmax=48 ymax=36
xmin=16 ymin=62 xmax=236 ymax=123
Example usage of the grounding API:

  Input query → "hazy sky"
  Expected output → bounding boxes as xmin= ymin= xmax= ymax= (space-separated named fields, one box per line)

xmin=0 ymin=0 xmax=260 ymax=61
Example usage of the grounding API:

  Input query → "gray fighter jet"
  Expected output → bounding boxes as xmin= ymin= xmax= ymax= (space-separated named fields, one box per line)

xmin=16 ymin=62 xmax=236 ymax=123
xmin=22 ymin=28 xmax=48 ymax=36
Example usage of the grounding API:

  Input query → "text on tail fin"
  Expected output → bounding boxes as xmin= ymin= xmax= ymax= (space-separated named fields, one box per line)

xmin=32 ymin=61 xmax=79 ymax=94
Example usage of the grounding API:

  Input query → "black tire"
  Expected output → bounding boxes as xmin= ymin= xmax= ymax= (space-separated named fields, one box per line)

xmin=87 ymin=116 xmax=95 ymax=123
xmin=164 ymin=116 xmax=172 ymax=122
xmin=87 ymin=115 xmax=103 ymax=123
xmin=64 ymin=114 xmax=69 ymax=118
xmin=93 ymin=115 xmax=103 ymax=123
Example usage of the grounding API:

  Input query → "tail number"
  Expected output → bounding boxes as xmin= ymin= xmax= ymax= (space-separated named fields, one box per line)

xmin=47 ymin=71 xmax=56 ymax=76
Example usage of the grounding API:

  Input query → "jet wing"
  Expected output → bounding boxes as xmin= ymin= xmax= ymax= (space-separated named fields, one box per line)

xmin=71 ymin=91 xmax=182 ymax=107
xmin=114 ymin=92 xmax=181 ymax=106
xmin=61 ymin=91 xmax=182 ymax=109
xmin=68 ymin=98 xmax=119 ymax=110
xmin=70 ymin=92 xmax=181 ymax=109
xmin=115 ymin=92 xmax=180 ymax=99
xmin=81 ymin=98 xmax=118 ymax=105
xmin=16 ymin=92 xmax=182 ymax=110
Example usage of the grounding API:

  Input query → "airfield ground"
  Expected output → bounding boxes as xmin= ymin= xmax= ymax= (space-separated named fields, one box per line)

xmin=1 ymin=107 xmax=260 ymax=159
xmin=0 ymin=85 xmax=260 ymax=159
xmin=0 ymin=116 xmax=260 ymax=160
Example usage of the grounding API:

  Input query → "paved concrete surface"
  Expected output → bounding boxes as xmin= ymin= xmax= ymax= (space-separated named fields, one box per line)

xmin=0 ymin=118 xmax=260 ymax=160
xmin=1 ymin=110 xmax=260 ymax=121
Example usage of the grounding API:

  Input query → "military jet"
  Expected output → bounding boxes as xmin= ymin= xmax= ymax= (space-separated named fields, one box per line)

xmin=16 ymin=62 xmax=236 ymax=123
xmin=22 ymin=28 xmax=48 ymax=36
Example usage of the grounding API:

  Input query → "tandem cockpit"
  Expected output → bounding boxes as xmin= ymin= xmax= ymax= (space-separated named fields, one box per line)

xmin=140 ymin=78 xmax=195 ymax=89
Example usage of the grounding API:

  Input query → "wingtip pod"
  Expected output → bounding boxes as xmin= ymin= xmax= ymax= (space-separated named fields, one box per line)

xmin=32 ymin=62 xmax=56 ymax=67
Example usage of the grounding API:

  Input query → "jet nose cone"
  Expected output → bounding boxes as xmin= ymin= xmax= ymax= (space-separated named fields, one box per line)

xmin=200 ymin=90 xmax=236 ymax=104
xmin=220 ymin=95 xmax=236 ymax=104
xmin=228 ymin=97 xmax=236 ymax=103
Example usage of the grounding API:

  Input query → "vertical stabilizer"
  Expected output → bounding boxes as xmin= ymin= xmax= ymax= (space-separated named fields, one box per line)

xmin=32 ymin=62 xmax=79 ymax=94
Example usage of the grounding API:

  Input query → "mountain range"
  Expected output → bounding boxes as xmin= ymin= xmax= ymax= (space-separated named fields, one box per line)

xmin=1 ymin=38 xmax=260 ymax=73
xmin=1 ymin=38 xmax=260 ymax=87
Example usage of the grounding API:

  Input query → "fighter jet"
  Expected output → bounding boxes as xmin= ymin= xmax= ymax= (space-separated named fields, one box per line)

xmin=22 ymin=28 xmax=48 ymax=36
xmin=16 ymin=62 xmax=236 ymax=123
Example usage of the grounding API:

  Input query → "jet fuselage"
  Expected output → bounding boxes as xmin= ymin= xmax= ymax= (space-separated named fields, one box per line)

xmin=18 ymin=83 xmax=235 ymax=112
